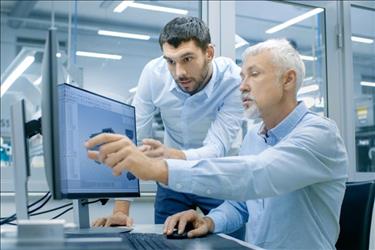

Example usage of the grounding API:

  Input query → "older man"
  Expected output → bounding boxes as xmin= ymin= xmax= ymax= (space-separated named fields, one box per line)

xmin=86 ymin=39 xmax=348 ymax=249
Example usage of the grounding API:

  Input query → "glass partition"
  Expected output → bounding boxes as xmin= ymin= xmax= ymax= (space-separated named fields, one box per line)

xmin=351 ymin=5 xmax=375 ymax=172
xmin=235 ymin=1 xmax=327 ymax=115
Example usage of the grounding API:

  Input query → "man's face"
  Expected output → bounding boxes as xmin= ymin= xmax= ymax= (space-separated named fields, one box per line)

xmin=239 ymin=51 xmax=284 ymax=119
xmin=162 ymin=40 xmax=213 ymax=94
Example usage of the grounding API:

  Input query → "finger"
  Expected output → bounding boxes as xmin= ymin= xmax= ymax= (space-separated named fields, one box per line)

xmin=163 ymin=216 xmax=173 ymax=234
xmin=138 ymin=145 xmax=151 ymax=152
xmin=104 ymin=217 xmax=114 ymax=227
xmin=126 ymin=216 xmax=133 ymax=227
xmin=87 ymin=150 xmax=99 ymax=161
xmin=142 ymin=138 xmax=162 ymax=148
xmin=99 ymin=138 xmax=132 ymax=163
xmin=111 ymin=157 xmax=128 ymax=177
xmin=143 ymin=148 xmax=164 ymax=158
xmin=187 ymin=225 xmax=208 ymax=238
xmin=165 ymin=215 xmax=179 ymax=235
xmin=92 ymin=218 xmax=105 ymax=227
xmin=85 ymin=133 xmax=124 ymax=149
xmin=104 ymin=146 xmax=130 ymax=168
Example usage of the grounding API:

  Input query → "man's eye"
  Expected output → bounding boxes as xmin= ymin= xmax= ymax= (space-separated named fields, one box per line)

xmin=251 ymin=71 xmax=259 ymax=76
xmin=183 ymin=57 xmax=193 ymax=63
xmin=166 ymin=59 xmax=175 ymax=65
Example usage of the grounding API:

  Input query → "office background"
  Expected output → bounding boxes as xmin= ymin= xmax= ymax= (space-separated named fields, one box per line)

xmin=1 ymin=0 xmax=374 ymax=224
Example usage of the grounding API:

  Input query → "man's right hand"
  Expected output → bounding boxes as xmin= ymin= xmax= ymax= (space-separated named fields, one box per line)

xmin=163 ymin=209 xmax=214 ymax=238
xmin=92 ymin=211 xmax=133 ymax=227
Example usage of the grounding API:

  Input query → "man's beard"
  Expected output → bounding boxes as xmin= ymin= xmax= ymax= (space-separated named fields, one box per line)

xmin=176 ymin=60 xmax=211 ymax=95
xmin=242 ymin=92 xmax=261 ymax=119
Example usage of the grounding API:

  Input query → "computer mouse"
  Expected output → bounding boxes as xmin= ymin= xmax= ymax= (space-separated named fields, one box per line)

xmin=166 ymin=222 xmax=194 ymax=240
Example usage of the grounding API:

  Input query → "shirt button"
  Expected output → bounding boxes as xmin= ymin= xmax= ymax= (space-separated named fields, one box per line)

xmin=206 ymin=189 xmax=211 ymax=195
xmin=176 ymin=183 xmax=182 ymax=189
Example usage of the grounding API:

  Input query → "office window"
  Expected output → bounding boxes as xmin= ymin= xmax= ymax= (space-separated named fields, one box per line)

xmin=235 ymin=1 xmax=327 ymax=115
xmin=351 ymin=5 xmax=375 ymax=172
xmin=0 ymin=0 xmax=200 ymax=191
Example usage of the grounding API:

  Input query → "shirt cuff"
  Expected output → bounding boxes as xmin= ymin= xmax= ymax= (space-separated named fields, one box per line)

xmin=183 ymin=149 xmax=200 ymax=161
xmin=166 ymin=159 xmax=195 ymax=193
xmin=207 ymin=212 xmax=226 ymax=233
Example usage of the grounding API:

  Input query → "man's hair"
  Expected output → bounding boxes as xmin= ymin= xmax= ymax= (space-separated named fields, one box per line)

xmin=242 ymin=39 xmax=306 ymax=92
xmin=159 ymin=17 xmax=211 ymax=50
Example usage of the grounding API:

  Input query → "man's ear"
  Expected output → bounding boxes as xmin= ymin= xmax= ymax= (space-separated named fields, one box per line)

xmin=283 ymin=69 xmax=297 ymax=91
xmin=206 ymin=44 xmax=214 ymax=61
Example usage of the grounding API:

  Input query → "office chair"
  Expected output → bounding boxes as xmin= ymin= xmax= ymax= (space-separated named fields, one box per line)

xmin=336 ymin=181 xmax=375 ymax=250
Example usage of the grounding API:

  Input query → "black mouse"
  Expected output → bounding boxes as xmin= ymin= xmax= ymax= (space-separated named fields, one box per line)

xmin=166 ymin=222 xmax=194 ymax=240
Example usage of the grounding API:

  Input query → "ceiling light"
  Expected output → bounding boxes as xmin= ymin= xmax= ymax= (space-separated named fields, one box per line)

xmin=266 ymin=8 xmax=324 ymax=34
xmin=300 ymin=55 xmax=317 ymax=61
xmin=114 ymin=0 xmax=133 ymax=13
xmin=360 ymin=81 xmax=375 ymax=87
xmin=76 ymin=51 xmax=122 ymax=60
xmin=1 ymin=55 xmax=35 ymax=97
xmin=298 ymin=84 xmax=319 ymax=95
xmin=98 ymin=30 xmax=150 ymax=40
xmin=129 ymin=87 xmax=137 ymax=93
xmin=114 ymin=1 xmax=188 ymax=15
xmin=235 ymin=34 xmax=249 ymax=49
xmin=351 ymin=36 xmax=374 ymax=44
xmin=56 ymin=52 xmax=62 ymax=58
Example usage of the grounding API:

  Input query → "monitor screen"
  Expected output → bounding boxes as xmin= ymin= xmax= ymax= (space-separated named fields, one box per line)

xmin=57 ymin=83 xmax=140 ymax=199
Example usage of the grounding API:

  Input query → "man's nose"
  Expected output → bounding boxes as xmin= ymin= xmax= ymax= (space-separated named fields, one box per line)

xmin=240 ymin=80 xmax=250 ymax=92
xmin=175 ymin=63 xmax=186 ymax=78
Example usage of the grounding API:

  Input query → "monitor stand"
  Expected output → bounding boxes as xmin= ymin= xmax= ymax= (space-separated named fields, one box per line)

xmin=64 ymin=199 xmax=132 ymax=236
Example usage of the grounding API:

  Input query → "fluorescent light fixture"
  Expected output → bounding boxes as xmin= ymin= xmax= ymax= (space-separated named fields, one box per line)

xmin=360 ymin=81 xmax=375 ymax=87
xmin=76 ymin=51 xmax=122 ymax=60
xmin=56 ymin=52 xmax=62 ymax=58
xmin=266 ymin=8 xmax=324 ymax=34
xmin=351 ymin=36 xmax=374 ymax=44
xmin=33 ymin=76 xmax=42 ymax=86
xmin=98 ymin=30 xmax=150 ymax=40
xmin=114 ymin=0 xmax=133 ymax=12
xmin=298 ymin=84 xmax=319 ymax=95
xmin=129 ymin=87 xmax=137 ymax=93
xmin=235 ymin=34 xmax=249 ymax=49
xmin=300 ymin=55 xmax=317 ymax=61
xmin=1 ymin=55 xmax=35 ymax=97
xmin=114 ymin=0 xmax=188 ymax=15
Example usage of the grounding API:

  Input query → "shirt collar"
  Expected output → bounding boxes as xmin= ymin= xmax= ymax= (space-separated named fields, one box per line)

xmin=168 ymin=60 xmax=217 ymax=99
xmin=258 ymin=101 xmax=309 ymax=142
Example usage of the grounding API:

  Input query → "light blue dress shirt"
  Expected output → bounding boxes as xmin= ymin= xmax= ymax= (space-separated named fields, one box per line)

xmin=167 ymin=102 xmax=348 ymax=249
xmin=131 ymin=56 xmax=243 ymax=160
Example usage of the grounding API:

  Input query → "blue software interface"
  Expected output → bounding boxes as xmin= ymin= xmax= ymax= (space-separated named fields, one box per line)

xmin=58 ymin=83 xmax=139 ymax=196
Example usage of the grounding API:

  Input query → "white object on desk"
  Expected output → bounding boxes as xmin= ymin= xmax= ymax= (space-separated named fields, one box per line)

xmin=17 ymin=219 xmax=65 ymax=243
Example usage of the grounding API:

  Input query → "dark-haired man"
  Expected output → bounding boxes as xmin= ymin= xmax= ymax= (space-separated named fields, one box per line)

xmin=92 ymin=16 xmax=244 ymax=237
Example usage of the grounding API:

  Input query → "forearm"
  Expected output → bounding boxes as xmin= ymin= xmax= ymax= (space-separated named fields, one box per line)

xmin=113 ymin=200 xmax=131 ymax=215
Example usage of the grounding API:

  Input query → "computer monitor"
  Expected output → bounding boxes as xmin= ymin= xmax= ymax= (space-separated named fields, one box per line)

xmin=41 ymin=28 xmax=140 ymax=201
xmin=57 ymin=83 xmax=140 ymax=199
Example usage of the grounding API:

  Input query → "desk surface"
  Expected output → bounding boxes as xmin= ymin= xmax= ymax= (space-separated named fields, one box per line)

xmin=1 ymin=224 xmax=262 ymax=250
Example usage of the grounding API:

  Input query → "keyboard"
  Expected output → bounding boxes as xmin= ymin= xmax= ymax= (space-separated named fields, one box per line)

xmin=122 ymin=233 xmax=180 ymax=250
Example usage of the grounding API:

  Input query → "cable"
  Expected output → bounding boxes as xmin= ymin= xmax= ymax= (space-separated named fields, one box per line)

xmin=0 ymin=192 xmax=51 ymax=226
xmin=28 ymin=195 xmax=52 ymax=214
xmin=51 ymin=207 xmax=73 ymax=220
xmin=30 ymin=202 xmax=73 ymax=216
xmin=0 ymin=192 xmax=50 ymax=220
